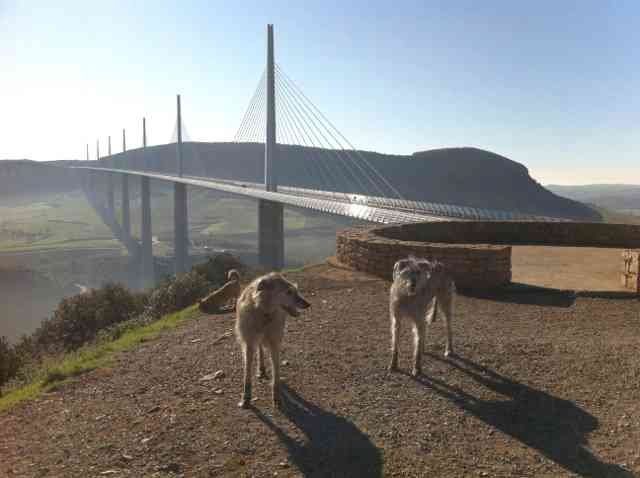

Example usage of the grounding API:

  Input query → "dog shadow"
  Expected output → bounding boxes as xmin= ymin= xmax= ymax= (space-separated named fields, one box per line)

xmin=414 ymin=354 xmax=635 ymax=478
xmin=251 ymin=385 xmax=383 ymax=477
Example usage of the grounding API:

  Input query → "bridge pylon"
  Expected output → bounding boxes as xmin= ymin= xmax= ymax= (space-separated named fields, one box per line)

xmin=258 ymin=23 xmax=284 ymax=270
xmin=174 ymin=94 xmax=189 ymax=275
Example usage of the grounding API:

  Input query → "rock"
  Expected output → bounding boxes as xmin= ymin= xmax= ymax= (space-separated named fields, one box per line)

xmin=158 ymin=462 xmax=182 ymax=473
xmin=121 ymin=454 xmax=134 ymax=461
xmin=100 ymin=471 xmax=120 ymax=476
xmin=190 ymin=338 xmax=202 ymax=343
xmin=200 ymin=370 xmax=225 ymax=381
xmin=141 ymin=437 xmax=152 ymax=445
xmin=281 ymin=360 xmax=290 ymax=366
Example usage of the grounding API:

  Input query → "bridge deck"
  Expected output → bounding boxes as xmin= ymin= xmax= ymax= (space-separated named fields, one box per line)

xmin=73 ymin=167 xmax=446 ymax=224
xmin=73 ymin=166 xmax=567 ymax=224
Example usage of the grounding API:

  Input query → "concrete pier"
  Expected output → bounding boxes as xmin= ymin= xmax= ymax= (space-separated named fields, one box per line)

xmin=106 ymin=135 xmax=115 ymax=212
xmin=258 ymin=199 xmax=284 ymax=270
xmin=173 ymin=183 xmax=188 ymax=275
xmin=140 ymin=118 xmax=154 ymax=287
xmin=121 ymin=129 xmax=131 ymax=239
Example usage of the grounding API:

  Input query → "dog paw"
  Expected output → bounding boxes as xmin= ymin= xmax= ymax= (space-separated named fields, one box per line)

xmin=411 ymin=367 xmax=421 ymax=377
xmin=257 ymin=370 xmax=268 ymax=380
xmin=237 ymin=399 xmax=250 ymax=409
xmin=444 ymin=349 xmax=453 ymax=358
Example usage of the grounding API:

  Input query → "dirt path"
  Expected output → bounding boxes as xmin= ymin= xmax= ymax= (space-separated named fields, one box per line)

xmin=1 ymin=265 xmax=638 ymax=477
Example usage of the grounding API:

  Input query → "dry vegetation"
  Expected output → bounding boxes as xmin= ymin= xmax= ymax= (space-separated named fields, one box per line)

xmin=1 ymin=264 xmax=638 ymax=477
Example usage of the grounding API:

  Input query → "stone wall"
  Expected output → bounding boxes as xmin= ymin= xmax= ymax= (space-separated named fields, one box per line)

xmin=336 ymin=221 xmax=640 ymax=290
xmin=377 ymin=221 xmax=640 ymax=248
xmin=622 ymin=250 xmax=640 ymax=293
xmin=336 ymin=226 xmax=511 ymax=289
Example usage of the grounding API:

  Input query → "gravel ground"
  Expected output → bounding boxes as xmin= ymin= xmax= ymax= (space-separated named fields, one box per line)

xmin=1 ymin=264 xmax=639 ymax=477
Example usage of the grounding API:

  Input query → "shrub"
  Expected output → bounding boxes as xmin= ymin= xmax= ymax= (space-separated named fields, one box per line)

xmin=145 ymin=270 xmax=211 ymax=320
xmin=0 ymin=337 xmax=15 ymax=390
xmin=34 ymin=283 xmax=146 ymax=353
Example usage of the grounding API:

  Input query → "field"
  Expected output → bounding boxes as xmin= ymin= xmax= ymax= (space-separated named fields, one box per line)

xmin=1 ymin=264 xmax=638 ymax=477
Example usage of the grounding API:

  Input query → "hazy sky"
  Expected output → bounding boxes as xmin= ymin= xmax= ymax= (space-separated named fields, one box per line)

xmin=1 ymin=0 xmax=638 ymax=184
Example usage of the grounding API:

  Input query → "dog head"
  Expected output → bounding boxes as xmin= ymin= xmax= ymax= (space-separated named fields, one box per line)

xmin=254 ymin=273 xmax=311 ymax=317
xmin=393 ymin=256 xmax=429 ymax=296
xmin=227 ymin=269 xmax=241 ymax=282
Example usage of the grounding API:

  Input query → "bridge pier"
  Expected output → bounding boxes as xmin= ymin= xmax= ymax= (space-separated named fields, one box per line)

xmin=174 ymin=183 xmax=189 ymax=275
xmin=121 ymin=174 xmax=131 ymax=239
xmin=258 ymin=199 xmax=284 ymax=270
xmin=121 ymin=128 xmax=131 ymax=241
xmin=106 ymin=136 xmax=115 ymax=213
xmin=140 ymin=118 xmax=154 ymax=288
xmin=140 ymin=177 xmax=154 ymax=288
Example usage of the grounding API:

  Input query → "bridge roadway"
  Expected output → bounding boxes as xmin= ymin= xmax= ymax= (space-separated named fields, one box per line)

xmin=73 ymin=166 xmax=449 ymax=224
xmin=74 ymin=166 xmax=565 ymax=224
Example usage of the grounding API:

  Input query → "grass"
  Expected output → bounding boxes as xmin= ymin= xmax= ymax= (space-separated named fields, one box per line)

xmin=0 ymin=305 xmax=201 ymax=414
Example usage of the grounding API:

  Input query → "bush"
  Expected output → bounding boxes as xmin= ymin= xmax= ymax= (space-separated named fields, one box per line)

xmin=0 ymin=336 xmax=19 ymax=391
xmin=34 ymin=283 xmax=147 ymax=353
xmin=145 ymin=270 xmax=211 ymax=320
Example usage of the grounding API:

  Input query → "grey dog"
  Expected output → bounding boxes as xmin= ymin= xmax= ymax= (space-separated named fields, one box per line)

xmin=389 ymin=256 xmax=456 ymax=376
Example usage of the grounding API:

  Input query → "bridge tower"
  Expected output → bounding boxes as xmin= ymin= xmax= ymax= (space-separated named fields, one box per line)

xmin=121 ymin=128 xmax=131 ymax=240
xmin=174 ymin=94 xmax=189 ymax=275
xmin=258 ymin=24 xmax=284 ymax=270
xmin=140 ymin=117 xmax=155 ymax=287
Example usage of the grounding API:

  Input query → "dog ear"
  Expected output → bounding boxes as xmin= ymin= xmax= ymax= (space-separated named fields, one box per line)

xmin=393 ymin=258 xmax=410 ymax=281
xmin=256 ymin=276 xmax=273 ymax=291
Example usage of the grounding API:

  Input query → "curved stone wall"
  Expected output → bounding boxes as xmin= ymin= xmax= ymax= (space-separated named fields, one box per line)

xmin=336 ymin=221 xmax=640 ymax=289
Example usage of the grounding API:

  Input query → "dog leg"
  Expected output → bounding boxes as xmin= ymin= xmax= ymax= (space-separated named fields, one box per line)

xmin=267 ymin=342 xmax=281 ymax=408
xmin=439 ymin=286 xmax=455 ymax=357
xmin=238 ymin=342 xmax=255 ymax=408
xmin=424 ymin=298 xmax=438 ymax=353
xmin=257 ymin=345 xmax=267 ymax=379
xmin=412 ymin=321 xmax=424 ymax=377
xmin=389 ymin=310 xmax=400 ymax=372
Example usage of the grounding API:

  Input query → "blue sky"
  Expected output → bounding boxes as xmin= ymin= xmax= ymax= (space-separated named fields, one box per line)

xmin=1 ymin=0 xmax=638 ymax=184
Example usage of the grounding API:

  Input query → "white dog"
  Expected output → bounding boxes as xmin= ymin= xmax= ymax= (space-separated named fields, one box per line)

xmin=389 ymin=256 xmax=456 ymax=376
xmin=235 ymin=272 xmax=311 ymax=408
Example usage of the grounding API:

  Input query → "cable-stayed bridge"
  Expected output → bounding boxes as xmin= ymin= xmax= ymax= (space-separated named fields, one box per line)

xmin=73 ymin=25 xmax=566 ymax=288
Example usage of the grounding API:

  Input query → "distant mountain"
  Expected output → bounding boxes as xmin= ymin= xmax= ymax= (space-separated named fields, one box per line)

xmin=1 ymin=145 xmax=601 ymax=221
xmin=547 ymin=184 xmax=640 ymax=213
xmin=0 ymin=160 xmax=79 ymax=200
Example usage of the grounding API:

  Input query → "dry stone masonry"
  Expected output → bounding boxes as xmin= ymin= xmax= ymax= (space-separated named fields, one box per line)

xmin=337 ymin=221 xmax=640 ymax=291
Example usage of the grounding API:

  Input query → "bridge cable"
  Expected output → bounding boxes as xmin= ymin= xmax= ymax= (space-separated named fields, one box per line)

xmin=277 ymin=87 xmax=347 ymax=196
xmin=275 ymin=72 xmax=365 ymax=196
xmin=276 ymin=64 xmax=404 ymax=204
xmin=234 ymin=69 xmax=266 ymax=142
xmin=276 ymin=64 xmax=410 ymax=207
